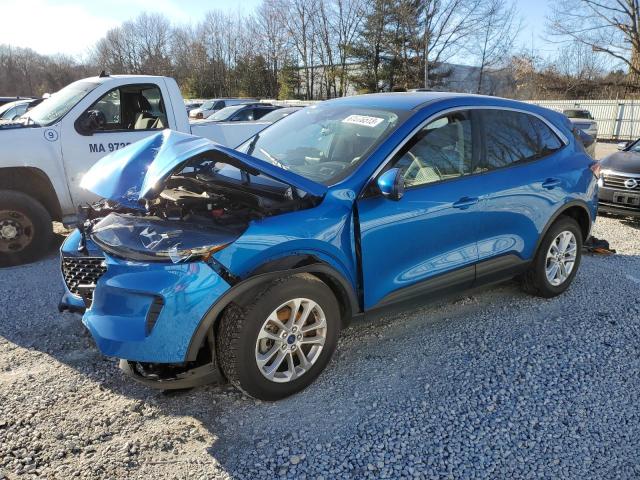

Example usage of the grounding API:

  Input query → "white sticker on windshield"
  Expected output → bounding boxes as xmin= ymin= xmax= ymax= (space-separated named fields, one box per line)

xmin=342 ymin=114 xmax=384 ymax=128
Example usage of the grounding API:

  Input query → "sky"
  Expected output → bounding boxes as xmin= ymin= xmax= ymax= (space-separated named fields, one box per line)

xmin=0 ymin=0 xmax=553 ymax=59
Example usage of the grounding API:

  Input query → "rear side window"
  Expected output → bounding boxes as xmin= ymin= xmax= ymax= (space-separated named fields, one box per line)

xmin=480 ymin=110 xmax=563 ymax=170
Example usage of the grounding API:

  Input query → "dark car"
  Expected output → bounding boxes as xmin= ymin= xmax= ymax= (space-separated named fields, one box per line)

xmin=206 ymin=103 xmax=281 ymax=122
xmin=598 ymin=139 xmax=640 ymax=216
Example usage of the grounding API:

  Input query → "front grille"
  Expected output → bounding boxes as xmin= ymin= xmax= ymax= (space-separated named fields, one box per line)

xmin=62 ymin=256 xmax=107 ymax=303
xmin=602 ymin=173 xmax=640 ymax=191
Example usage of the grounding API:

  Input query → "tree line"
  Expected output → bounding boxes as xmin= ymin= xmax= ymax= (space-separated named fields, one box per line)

xmin=1 ymin=0 xmax=640 ymax=100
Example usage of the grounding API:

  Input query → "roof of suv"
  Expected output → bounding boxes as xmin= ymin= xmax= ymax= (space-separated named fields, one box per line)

xmin=325 ymin=92 xmax=478 ymax=111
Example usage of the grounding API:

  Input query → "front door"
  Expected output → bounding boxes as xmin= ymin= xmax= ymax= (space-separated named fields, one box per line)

xmin=357 ymin=109 xmax=483 ymax=309
xmin=60 ymin=83 xmax=169 ymax=207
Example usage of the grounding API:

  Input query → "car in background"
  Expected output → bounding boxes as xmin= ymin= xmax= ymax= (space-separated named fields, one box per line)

xmin=257 ymin=106 xmax=302 ymax=124
xmin=598 ymin=138 xmax=640 ymax=216
xmin=203 ymin=103 xmax=281 ymax=122
xmin=189 ymin=98 xmax=258 ymax=120
xmin=59 ymin=93 xmax=597 ymax=400
xmin=185 ymin=101 xmax=203 ymax=114
xmin=0 ymin=98 xmax=44 ymax=122
xmin=0 ymin=96 xmax=33 ymax=107
xmin=563 ymin=109 xmax=598 ymax=140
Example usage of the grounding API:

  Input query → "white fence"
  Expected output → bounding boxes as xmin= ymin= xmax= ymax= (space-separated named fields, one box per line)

xmin=528 ymin=99 xmax=640 ymax=141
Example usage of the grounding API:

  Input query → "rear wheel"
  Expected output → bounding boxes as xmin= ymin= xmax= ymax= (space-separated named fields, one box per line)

xmin=216 ymin=274 xmax=340 ymax=400
xmin=0 ymin=190 xmax=53 ymax=267
xmin=522 ymin=216 xmax=582 ymax=298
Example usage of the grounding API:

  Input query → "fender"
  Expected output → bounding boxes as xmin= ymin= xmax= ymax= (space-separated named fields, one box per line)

xmin=185 ymin=258 xmax=360 ymax=362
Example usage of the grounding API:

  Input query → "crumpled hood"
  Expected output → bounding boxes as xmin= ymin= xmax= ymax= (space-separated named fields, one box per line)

xmin=601 ymin=151 xmax=640 ymax=175
xmin=80 ymin=130 xmax=327 ymax=209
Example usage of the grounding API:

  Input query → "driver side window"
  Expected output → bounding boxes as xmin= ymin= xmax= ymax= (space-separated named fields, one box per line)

xmin=80 ymin=84 xmax=167 ymax=133
xmin=393 ymin=110 xmax=474 ymax=187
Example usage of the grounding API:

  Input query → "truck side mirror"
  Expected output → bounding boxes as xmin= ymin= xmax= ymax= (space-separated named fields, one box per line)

xmin=75 ymin=110 xmax=105 ymax=136
xmin=377 ymin=168 xmax=405 ymax=201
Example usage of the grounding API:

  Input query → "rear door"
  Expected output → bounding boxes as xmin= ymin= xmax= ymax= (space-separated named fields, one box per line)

xmin=357 ymin=109 xmax=484 ymax=309
xmin=473 ymin=108 xmax=568 ymax=278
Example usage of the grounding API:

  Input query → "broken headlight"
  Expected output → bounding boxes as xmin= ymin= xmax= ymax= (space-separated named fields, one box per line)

xmin=90 ymin=213 xmax=239 ymax=263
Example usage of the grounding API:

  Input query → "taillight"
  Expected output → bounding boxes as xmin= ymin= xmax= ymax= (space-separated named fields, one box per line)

xmin=590 ymin=162 xmax=601 ymax=178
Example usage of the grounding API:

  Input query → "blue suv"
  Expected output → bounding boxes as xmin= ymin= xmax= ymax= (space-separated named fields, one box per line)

xmin=59 ymin=93 xmax=599 ymax=400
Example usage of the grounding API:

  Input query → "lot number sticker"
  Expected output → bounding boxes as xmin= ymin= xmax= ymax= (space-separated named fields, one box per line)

xmin=342 ymin=114 xmax=384 ymax=128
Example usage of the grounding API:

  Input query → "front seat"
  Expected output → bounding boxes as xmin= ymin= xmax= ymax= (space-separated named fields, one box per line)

xmin=132 ymin=95 xmax=158 ymax=130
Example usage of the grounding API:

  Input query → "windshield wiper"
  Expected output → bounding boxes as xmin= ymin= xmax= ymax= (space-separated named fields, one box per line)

xmin=258 ymin=148 xmax=288 ymax=170
xmin=21 ymin=116 xmax=40 ymax=126
xmin=246 ymin=133 xmax=260 ymax=156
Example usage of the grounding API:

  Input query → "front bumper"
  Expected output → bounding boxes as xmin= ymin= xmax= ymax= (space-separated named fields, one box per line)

xmin=59 ymin=229 xmax=231 ymax=364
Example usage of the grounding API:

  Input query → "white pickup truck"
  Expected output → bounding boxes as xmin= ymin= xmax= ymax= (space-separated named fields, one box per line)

xmin=0 ymin=74 xmax=271 ymax=266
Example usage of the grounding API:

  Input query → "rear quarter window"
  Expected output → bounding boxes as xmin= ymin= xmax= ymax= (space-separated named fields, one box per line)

xmin=480 ymin=110 xmax=564 ymax=170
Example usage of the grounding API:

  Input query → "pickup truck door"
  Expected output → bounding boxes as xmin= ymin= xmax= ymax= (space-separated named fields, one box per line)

xmin=59 ymin=81 xmax=175 ymax=208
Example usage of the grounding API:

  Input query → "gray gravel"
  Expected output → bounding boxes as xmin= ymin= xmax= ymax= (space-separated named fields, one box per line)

xmin=2 ymin=201 xmax=640 ymax=476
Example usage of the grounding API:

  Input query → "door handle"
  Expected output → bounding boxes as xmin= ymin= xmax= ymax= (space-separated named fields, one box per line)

xmin=452 ymin=196 xmax=479 ymax=209
xmin=542 ymin=178 xmax=561 ymax=189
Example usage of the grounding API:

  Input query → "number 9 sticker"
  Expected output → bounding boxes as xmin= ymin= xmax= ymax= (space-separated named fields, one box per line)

xmin=44 ymin=129 xmax=59 ymax=142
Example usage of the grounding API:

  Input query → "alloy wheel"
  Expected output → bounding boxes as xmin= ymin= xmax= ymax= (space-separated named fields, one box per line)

xmin=545 ymin=230 xmax=577 ymax=287
xmin=255 ymin=298 xmax=327 ymax=383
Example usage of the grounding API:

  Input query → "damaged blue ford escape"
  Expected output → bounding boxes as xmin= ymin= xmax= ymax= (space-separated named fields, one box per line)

xmin=59 ymin=93 xmax=598 ymax=400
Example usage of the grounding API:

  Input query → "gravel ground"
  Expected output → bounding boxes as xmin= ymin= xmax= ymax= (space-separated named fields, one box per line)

xmin=1 ymin=143 xmax=639 ymax=479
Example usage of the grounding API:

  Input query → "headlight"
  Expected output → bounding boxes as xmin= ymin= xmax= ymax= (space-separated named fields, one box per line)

xmin=90 ymin=213 xmax=240 ymax=263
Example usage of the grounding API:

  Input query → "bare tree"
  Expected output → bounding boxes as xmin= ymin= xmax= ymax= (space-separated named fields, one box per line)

xmin=254 ymin=0 xmax=290 ymax=97
xmin=470 ymin=0 xmax=520 ymax=94
xmin=332 ymin=0 xmax=365 ymax=96
xmin=548 ymin=0 xmax=640 ymax=85
xmin=422 ymin=0 xmax=485 ymax=88
xmin=278 ymin=0 xmax=319 ymax=99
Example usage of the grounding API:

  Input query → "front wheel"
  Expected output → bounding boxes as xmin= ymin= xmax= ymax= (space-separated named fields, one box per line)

xmin=521 ymin=216 xmax=583 ymax=298
xmin=0 ymin=190 xmax=53 ymax=267
xmin=216 ymin=274 xmax=340 ymax=400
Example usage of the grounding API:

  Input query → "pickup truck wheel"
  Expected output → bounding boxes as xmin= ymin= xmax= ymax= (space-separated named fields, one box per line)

xmin=216 ymin=274 xmax=340 ymax=400
xmin=521 ymin=216 xmax=582 ymax=298
xmin=0 ymin=190 xmax=53 ymax=267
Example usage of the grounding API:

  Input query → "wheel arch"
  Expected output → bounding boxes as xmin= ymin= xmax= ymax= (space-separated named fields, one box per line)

xmin=0 ymin=167 xmax=62 ymax=221
xmin=185 ymin=256 xmax=360 ymax=362
xmin=535 ymin=200 xmax=592 ymax=255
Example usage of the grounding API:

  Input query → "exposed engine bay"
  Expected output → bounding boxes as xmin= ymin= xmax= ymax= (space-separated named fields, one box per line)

xmin=78 ymin=157 xmax=320 ymax=263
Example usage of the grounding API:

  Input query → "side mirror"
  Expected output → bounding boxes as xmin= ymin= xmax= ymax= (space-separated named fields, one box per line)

xmin=377 ymin=168 xmax=405 ymax=201
xmin=75 ymin=110 xmax=105 ymax=136
xmin=617 ymin=141 xmax=629 ymax=151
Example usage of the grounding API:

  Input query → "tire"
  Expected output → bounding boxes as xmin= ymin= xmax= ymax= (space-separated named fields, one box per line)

xmin=521 ymin=216 xmax=583 ymax=298
xmin=0 ymin=190 xmax=53 ymax=267
xmin=216 ymin=273 xmax=340 ymax=400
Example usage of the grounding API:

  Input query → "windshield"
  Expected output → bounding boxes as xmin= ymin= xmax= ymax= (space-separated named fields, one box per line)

xmin=237 ymin=104 xmax=404 ymax=184
xmin=564 ymin=110 xmax=592 ymax=119
xmin=209 ymin=105 xmax=245 ymax=121
xmin=27 ymin=81 xmax=99 ymax=126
